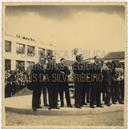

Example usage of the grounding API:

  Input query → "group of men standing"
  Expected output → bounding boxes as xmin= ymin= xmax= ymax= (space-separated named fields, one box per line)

xmin=30 ymin=56 xmax=72 ymax=111
xmin=30 ymin=54 xmax=124 ymax=111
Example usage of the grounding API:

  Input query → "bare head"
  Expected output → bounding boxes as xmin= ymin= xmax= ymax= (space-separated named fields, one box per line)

xmin=52 ymin=56 xmax=56 ymax=64
xmin=94 ymin=56 xmax=100 ymax=64
xmin=39 ymin=57 xmax=46 ymax=65
xmin=76 ymin=54 xmax=83 ymax=62
xmin=60 ymin=58 xmax=65 ymax=64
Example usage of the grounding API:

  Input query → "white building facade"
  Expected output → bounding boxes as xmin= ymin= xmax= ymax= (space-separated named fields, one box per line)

xmin=4 ymin=34 xmax=54 ymax=71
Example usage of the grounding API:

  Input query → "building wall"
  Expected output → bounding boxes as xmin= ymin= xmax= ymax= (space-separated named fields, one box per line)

xmin=4 ymin=34 xmax=55 ymax=70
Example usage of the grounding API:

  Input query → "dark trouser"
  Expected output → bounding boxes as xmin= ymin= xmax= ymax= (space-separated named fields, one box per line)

xmin=90 ymin=84 xmax=102 ymax=106
xmin=58 ymin=85 xmax=64 ymax=106
xmin=102 ymin=85 xmax=106 ymax=102
xmin=47 ymin=85 xmax=53 ymax=108
xmin=32 ymin=86 xmax=41 ymax=108
xmin=104 ymin=85 xmax=111 ymax=105
xmin=116 ymin=82 xmax=123 ymax=103
xmin=111 ymin=84 xmax=116 ymax=103
xmin=87 ymin=86 xmax=91 ymax=103
xmin=111 ymin=82 xmax=122 ymax=103
xmin=5 ymin=84 xmax=12 ymax=97
xmin=58 ymin=84 xmax=71 ymax=106
xmin=53 ymin=85 xmax=59 ymax=108
xmin=120 ymin=80 xmax=124 ymax=102
xmin=42 ymin=86 xmax=48 ymax=106
xmin=47 ymin=84 xmax=59 ymax=108
xmin=74 ymin=83 xmax=82 ymax=107
xmin=11 ymin=83 xmax=16 ymax=95
xmin=81 ymin=85 xmax=90 ymax=105
xmin=81 ymin=85 xmax=86 ymax=106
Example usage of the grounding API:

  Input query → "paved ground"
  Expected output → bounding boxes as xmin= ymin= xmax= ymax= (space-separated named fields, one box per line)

xmin=5 ymin=95 xmax=124 ymax=126
xmin=6 ymin=109 xmax=124 ymax=126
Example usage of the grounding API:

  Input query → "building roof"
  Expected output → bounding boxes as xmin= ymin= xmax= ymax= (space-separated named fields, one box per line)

xmin=103 ymin=51 xmax=125 ymax=60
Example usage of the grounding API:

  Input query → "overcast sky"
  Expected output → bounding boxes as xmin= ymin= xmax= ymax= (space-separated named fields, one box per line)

xmin=5 ymin=5 xmax=125 ymax=59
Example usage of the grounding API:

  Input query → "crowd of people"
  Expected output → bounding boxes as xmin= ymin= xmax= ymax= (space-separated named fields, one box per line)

xmin=5 ymin=69 xmax=27 ymax=97
xmin=5 ymin=54 xmax=124 ymax=111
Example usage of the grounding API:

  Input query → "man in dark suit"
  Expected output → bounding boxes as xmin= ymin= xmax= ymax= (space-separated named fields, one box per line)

xmin=58 ymin=58 xmax=72 ymax=107
xmin=31 ymin=57 xmax=46 ymax=111
xmin=102 ymin=62 xmax=112 ymax=106
xmin=81 ymin=62 xmax=91 ymax=106
xmin=113 ymin=62 xmax=124 ymax=104
xmin=46 ymin=56 xmax=60 ymax=110
xmin=72 ymin=54 xmax=84 ymax=108
xmin=90 ymin=56 xmax=103 ymax=108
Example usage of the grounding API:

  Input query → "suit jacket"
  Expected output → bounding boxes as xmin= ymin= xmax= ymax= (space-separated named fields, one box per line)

xmin=46 ymin=62 xmax=60 ymax=85
xmin=91 ymin=63 xmax=103 ymax=85
xmin=72 ymin=61 xmax=84 ymax=84
xmin=102 ymin=69 xmax=112 ymax=86
xmin=58 ymin=63 xmax=70 ymax=84
xmin=31 ymin=63 xmax=46 ymax=87
xmin=83 ymin=62 xmax=92 ymax=85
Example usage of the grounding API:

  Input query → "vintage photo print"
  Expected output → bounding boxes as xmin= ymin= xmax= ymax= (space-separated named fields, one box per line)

xmin=2 ymin=2 xmax=127 ymax=129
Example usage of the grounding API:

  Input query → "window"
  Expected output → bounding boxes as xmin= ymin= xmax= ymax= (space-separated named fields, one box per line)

xmin=5 ymin=40 xmax=11 ymax=52
xmin=16 ymin=43 xmax=25 ymax=54
xmin=47 ymin=49 xmax=53 ymax=58
xmin=5 ymin=59 xmax=11 ymax=70
xmin=27 ymin=46 xmax=35 ymax=56
xmin=16 ymin=60 xmax=25 ymax=71
xmin=39 ymin=48 xmax=45 ymax=58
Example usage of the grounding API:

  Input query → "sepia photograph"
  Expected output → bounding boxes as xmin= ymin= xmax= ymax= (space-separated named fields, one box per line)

xmin=2 ymin=2 xmax=127 ymax=129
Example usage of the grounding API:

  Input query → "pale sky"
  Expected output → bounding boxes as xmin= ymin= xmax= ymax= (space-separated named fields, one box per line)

xmin=5 ymin=5 xmax=125 ymax=60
